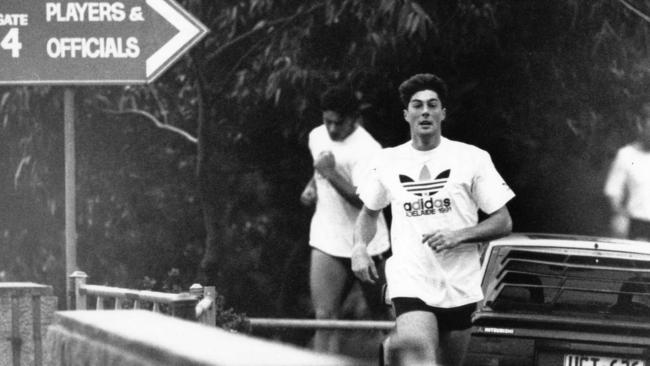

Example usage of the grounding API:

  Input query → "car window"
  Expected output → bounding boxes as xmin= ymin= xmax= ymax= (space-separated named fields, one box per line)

xmin=481 ymin=246 xmax=650 ymax=319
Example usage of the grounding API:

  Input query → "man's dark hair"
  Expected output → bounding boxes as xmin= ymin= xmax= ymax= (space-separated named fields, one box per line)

xmin=320 ymin=85 xmax=358 ymax=116
xmin=398 ymin=73 xmax=448 ymax=107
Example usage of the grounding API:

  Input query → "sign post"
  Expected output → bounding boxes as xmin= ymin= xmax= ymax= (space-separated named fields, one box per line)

xmin=64 ymin=88 xmax=76 ymax=310
xmin=0 ymin=0 xmax=208 ymax=308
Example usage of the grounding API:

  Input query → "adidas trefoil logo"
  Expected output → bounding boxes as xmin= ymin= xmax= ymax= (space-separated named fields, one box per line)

xmin=399 ymin=166 xmax=450 ymax=197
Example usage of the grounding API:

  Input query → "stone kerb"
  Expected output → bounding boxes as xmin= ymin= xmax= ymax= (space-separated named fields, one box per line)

xmin=0 ymin=282 xmax=58 ymax=366
xmin=45 ymin=310 xmax=363 ymax=366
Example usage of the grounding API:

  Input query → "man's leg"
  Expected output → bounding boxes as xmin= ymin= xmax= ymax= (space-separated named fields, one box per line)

xmin=310 ymin=248 xmax=353 ymax=353
xmin=392 ymin=311 xmax=438 ymax=363
xmin=438 ymin=328 xmax=472 ymax=366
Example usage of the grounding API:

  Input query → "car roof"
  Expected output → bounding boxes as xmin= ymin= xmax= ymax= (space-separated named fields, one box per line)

xmin=486 ymin=232 xmax=650 ymax=255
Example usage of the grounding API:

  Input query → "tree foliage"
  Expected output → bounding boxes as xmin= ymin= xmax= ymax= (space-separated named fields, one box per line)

xmin=1 ymin=0 xmax=650 ymax=331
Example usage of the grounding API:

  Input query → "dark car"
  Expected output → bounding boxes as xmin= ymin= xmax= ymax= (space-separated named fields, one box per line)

xmin=465 ymin=233 xmax=650 ymax=366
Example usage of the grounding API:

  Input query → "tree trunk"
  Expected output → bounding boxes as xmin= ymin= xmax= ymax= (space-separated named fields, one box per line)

xmin=195 ymin=73 xmax=224 ymax=285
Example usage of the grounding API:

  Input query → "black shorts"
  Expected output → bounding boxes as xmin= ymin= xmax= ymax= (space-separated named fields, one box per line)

xmin=392 ymin=297 xmax=476 ymax=331
xmin=629 ymin=218 xmax=650 ymax=241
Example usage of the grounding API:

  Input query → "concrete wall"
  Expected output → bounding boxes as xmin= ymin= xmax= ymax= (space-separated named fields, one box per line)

xmin=0 ymin=283 xmax=58 ymax=366
xmin=45 ymin=310 xmax=364 ymax=366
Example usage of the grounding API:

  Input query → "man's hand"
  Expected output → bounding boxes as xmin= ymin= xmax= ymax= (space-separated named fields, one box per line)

xmin=351 ymin=244 xmax=378 ymax=284
xmin=422 ymin=229 xmax=465 ymax=253
xmin=314 ymin=151 xmax=336 ymax=178
xmin=300 ymin=181 xmax=317 ymax=206
xmin=610 ymin=213 xmax=630 ymax=238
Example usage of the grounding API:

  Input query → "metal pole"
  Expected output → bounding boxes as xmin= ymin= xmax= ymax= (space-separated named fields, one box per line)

xmin=70 ymin=271 xmax=88 ymax=310
xmin=248 ymin=318 xmax=395 ymax=331
xmin=64 ymin=88 xmax=77 ymax=310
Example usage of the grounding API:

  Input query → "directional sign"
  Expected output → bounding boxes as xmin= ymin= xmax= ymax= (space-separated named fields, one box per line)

xmin=0 ymin=0 xmax=209 ymax=84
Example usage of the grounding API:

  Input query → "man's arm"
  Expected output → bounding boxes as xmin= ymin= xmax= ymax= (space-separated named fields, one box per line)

xmin=607 ymin=196 xmax=630 ymax=238
xmin=604 ymin=150 xmax=630 ymax=238
xmin=314 ymin=151 xmax=363 ymax=208
xmin=300 ymin=176 xmax=317 ymax=206
xmin=422 ymin=206 xmax=512 ymax=253
xmin=351 ymin=206 xmax=380 ymax=283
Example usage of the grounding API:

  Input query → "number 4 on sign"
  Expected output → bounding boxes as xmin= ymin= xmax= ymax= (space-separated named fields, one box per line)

xmin=1 ymin=28 xmax=22 ymax=58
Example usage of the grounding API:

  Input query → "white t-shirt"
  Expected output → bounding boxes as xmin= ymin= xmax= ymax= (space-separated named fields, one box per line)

xmin=604 ymin=143 xmax=650 ymax=221
xmin=308 ymin=125 xmax=390 ymax=257
xmin=358 ymin=138 xmax=515 ymax=307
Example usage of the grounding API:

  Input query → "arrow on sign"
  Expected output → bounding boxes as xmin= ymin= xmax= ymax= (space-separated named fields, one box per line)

xmin=0 ymin=0 xmax=209 ymax=85
xmin=146 ymin=0 xmax=205 ymax=81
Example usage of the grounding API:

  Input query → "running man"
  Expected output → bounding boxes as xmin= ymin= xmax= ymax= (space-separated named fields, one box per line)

xmin=352 ymin=73 xmax=514 ymax=365
xmin=301 ymin=84 xmax=391 ymax=353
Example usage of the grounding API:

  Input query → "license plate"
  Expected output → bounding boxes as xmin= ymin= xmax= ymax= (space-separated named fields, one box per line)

xmin=564 ymin=354 xmax=645 ymax=366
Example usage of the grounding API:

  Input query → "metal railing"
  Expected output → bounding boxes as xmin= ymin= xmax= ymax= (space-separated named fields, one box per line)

xmin=69 ymin=271 xmax=216 ymax=325
xmin=70 ymin=271 xmax=394 ymax=332
xmin=248 ymin=318 xmax=395 ymax=331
